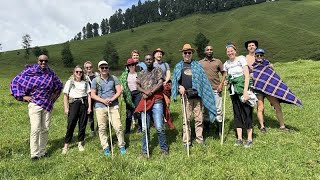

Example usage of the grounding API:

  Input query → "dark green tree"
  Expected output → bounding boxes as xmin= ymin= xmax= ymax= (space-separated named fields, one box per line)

xmin=194 ymin=32 xmax=210 ymax=59
xmin=102 ymin=41 xmax=119 ymax=68
xmin=100 ymin=19 xmax=107 ymax=35
xmin=61 ymin=42 xmax=74 ymax=67
xmin=105 ymin=18 xmax=110 ymax=34
xmin=93 ymin=22 xmax=100 ymax=37
xmin=22 ymin=34 xmax=32 ymax=63
xmin=82 ymin=26 xmax=86 ymax=39
xmin=76 ymin=32 xmax=82 ymax=40
xmin=86 ymin=23 xmax=93 ymax=38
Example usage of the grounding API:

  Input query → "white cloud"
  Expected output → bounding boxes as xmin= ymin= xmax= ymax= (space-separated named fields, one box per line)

xmin=0 ymin=0 xmax=140 ymax=51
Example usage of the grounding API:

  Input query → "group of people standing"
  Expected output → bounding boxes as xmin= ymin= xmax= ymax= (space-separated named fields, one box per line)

xmin=10 ymin=40 xmax=301 ymax=160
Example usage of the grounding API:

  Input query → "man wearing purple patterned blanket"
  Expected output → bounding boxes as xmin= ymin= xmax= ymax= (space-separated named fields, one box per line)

xmin=252 ymin=48 xmax=302 ymax=133
xmin=10 ymin=55 xmax=63 ymax=160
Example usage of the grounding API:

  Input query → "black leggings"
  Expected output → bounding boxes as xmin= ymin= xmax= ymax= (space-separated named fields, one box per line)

xmin=64 ymin=99 xmax=88 ymax=143
xmin=125 ymin=91 xmax=142 ymax=133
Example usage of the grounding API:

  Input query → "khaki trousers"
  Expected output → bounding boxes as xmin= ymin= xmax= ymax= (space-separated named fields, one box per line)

xmin=95 ymin=106 xmax=125 ymax=150
xmin=28 ymin=103 xmax=51 ymax=158
xmin=182 ymin=97 xmax=203 ymax=144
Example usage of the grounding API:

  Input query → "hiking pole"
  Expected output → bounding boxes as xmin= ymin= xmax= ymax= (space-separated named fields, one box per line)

xmin=220 ymin=86 xmax=227 ymax=145
xmin=144 ymin=99 xmax=150 ymax=158
xmin=119 ymin=95 xmax=122 ymax=121
xmin=181 ymin=94 xmax=190 ymax=157
xmin=107 ymin=105 xmax=114 ymax=158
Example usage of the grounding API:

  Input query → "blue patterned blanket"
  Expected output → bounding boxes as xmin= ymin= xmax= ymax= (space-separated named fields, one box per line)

xmin=252 ymin=60 xmax=302 ymax=107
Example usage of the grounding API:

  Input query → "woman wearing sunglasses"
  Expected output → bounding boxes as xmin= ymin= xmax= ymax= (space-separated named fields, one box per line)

xmin=119 ymin=58 xmax=142 ymax=134
xmin=62 ymin=65 xmax=91 ymax=154
xmin=251 ymin=49 xmax=301 ymax=133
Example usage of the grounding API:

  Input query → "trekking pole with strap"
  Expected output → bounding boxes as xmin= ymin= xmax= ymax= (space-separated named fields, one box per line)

xmin=220 ymin=86 xmax=227 ymax=145
xmin=181 ymin=94 xmax=190 ymax=157
xmin=144 ymin=99 xmax=150 ymax=158
xmin=107 ymin=105 xmax=114 ymax=158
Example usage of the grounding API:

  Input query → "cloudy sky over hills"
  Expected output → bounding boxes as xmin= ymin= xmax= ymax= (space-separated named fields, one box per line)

xmin=0 ymin=0 xmax=142 ymax=51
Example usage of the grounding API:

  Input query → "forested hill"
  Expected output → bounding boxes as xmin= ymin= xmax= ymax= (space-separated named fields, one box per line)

xmin=73 ymin=0 xmax=267 ymax=40
xmin=1 ymin=0 xmax=319 ymax=71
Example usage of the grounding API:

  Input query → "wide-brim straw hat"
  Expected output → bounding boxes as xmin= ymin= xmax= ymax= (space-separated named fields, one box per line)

xmin=179 ymin=44 xmax=195 ymax=53
xmin=153 ymin=48 xmax=165 ymax=56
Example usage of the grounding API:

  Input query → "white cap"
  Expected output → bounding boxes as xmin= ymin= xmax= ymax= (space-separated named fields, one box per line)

xmin=98 ymin=60 xmax=108 ymax=68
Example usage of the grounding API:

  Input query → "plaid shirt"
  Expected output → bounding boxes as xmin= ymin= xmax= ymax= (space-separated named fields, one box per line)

xmin=10 ymin=64 xmax=63 ymax=112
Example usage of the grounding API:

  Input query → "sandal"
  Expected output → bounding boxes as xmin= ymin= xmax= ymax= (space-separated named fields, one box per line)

xmin=279 ymin=127 xmax=292 ymax=132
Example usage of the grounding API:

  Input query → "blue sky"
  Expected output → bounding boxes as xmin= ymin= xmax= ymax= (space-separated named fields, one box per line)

xmin=0 ymin=0 xmax=144 ymax=51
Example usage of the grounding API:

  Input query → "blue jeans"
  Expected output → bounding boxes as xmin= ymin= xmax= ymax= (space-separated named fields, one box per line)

xmin=141 ymin=101 xmax=168 ymax=154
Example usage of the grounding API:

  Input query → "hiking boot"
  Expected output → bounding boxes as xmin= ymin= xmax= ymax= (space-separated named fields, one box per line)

xmin=260 ymin=127 xmax=267 ymax=133
xmin=119 ymin=147 xmax=126 ymax=155
xmin=234 ymin=139 xmax=243 ymax=146
xmin=61 ymin=147 xmax=68 ymax=155
xmin=244 ymin=140 xmax=253 ymax=148
xmin=103 ymin=148 xmax=111 ymax=157
xmin=78 ymin=142 xmax=85 ymax=152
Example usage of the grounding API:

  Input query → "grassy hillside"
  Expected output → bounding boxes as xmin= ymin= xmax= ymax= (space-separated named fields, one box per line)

xmin=1 ymin=0 xmax=320 ymax=75
xmin=0 ymin=60 xmax=319 ymax=179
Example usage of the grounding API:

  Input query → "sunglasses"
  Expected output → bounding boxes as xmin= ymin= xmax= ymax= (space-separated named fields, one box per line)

xmin=128 ymin=64 xmax=136 ymax=67
xmin=145 ymin=58 xmax=153 ymax=60
xmin=100 ymin=67 xmax=109 ymax=70
xmin=183 ymin=52 xmax=192 ymax=55
xmin=75 ymin=71 xmax=83 ymax=74
xmin=86 ymin=66 xmax=92 ymax=69
xmin=255 ymin=54 xmax=264 ymax=57
xmin=39 ymin=60 xmax=48 ymax=63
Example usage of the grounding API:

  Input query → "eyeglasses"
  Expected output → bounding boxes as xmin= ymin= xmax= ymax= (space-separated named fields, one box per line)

xmin=183 ymin=52 xmax=192 ymax=55
xmin=100 ymin=67 xmax=109 ymax=70
xmin=39 ymin=60 xmax=48 ymax=63
xmin=75 ymin=71 xmax=83 ymax=74
xmin=86 ymin=66 xmax=92 ymax=69
xmin=255 ymin=54 xmax=264 ymax=57
xmin=145 ymin=58 xmax=153 ymax=60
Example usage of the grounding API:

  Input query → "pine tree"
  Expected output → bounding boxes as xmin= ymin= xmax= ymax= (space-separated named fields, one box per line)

xmin=194 ymin=32 xmax=210 ymax=59
xmin=101 ymin=19 xmax=107 ymax=35
xmin=61 ymin=42 xmax=74 ymax=67
xmin=86 ymin=23 xmax=93 ymax=38
xmin=93 ymin=23 xmax=100 ymax=37
xmin=82 ymin=26 xmax=86 ymax=39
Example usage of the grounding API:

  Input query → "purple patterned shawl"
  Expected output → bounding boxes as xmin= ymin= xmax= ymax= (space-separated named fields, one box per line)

xmin=252 ymin=60 xmax=302 ymax=107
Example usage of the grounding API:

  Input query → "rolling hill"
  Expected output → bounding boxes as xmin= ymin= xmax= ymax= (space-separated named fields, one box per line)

xmin=1 ymin=0 xmax=319 ymax=75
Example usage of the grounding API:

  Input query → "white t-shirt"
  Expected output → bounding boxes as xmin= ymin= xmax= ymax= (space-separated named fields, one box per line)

xmin=63 ymin=80 xmax=90 ymax=98
xmin=223 ymin=55 xmax=247 ymax=78
xmin=127 ymin=72 xmax=138 ymax=91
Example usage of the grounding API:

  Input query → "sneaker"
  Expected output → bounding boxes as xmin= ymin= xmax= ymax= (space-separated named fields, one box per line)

xmin=234 ymin=139 xmax=243 ymax=146
xmin=103 ymin=148 xmax=111 ymax=157
xmin=260 ymin=127 xmax=267 ymax=133
xmin=119 ymin=147 xmax=126 ymax=155
xmin=78 ymin=142 xmax=85 ymax=152
xmin=31 ymin=156 xmax=39 ymax=161
xmin=61 ymin=147 xmax=68 ymax=155
xmin=40 ymin=152 xmax=49 ymax=158
xmin=244 ymin=140 xmax=253 ymax=148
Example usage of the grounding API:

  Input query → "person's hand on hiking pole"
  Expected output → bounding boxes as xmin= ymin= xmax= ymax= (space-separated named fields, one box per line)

xmin=178 ymin=85 xmax=185 ymax=95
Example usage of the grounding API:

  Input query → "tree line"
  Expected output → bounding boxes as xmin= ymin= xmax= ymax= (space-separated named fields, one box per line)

xmin=72 ymin=0 xmax=266 ymax=40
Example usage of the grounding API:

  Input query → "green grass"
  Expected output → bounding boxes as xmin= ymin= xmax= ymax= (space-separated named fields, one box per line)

xmin=0 ymin=60 xmax=319 ymax=179
xmin=1 ymin=0 xmax=320 ymax=72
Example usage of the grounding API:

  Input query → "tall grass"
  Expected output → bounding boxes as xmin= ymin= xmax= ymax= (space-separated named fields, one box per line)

xmin=0 ymin=60 xmax=319 ymax=179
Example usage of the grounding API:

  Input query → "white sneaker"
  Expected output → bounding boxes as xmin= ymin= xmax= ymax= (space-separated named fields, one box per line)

xmin=78 ymin=142 xmax=85 ymax=151
xmin=62 ymin=147 xmax=68 ymax=154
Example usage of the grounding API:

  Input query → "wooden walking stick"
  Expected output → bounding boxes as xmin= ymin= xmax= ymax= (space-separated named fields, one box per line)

xmin=220 ymin=87 xmax=227 ymax=145
xmin=107 ymin=105 xmax=114 ymax=158
xmin=181 ymin=94 xmax=190 ymax=157
xmin=144 ymin=99 xmax=150 ymax=158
